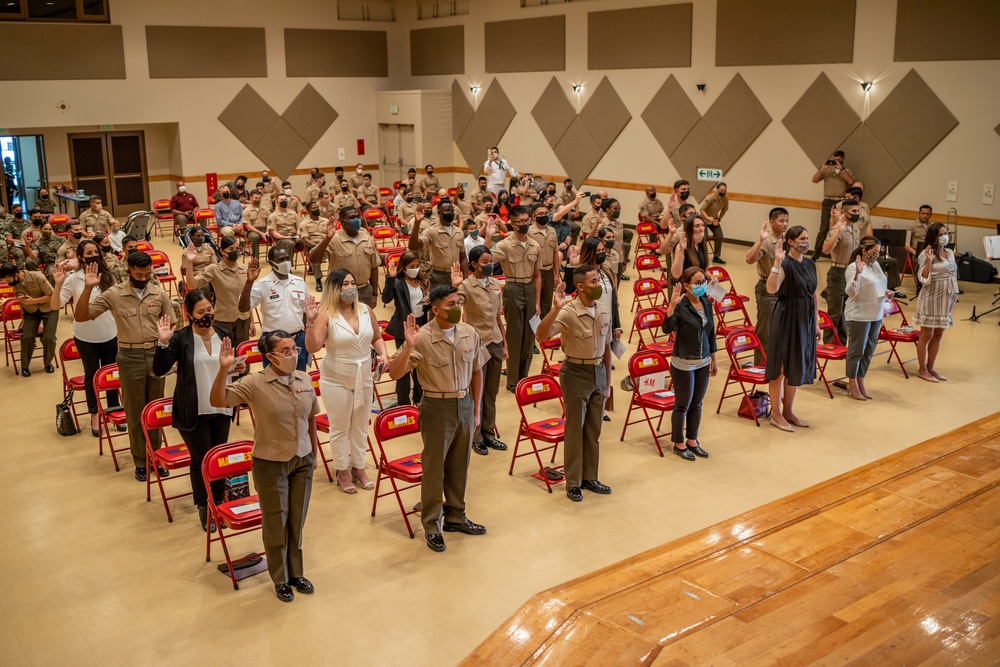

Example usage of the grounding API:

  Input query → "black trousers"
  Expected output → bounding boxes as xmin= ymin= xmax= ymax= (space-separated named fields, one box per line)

xmin=670 ymin=362 xmax=711 ymax=443
xmin=394 ymin=338 xmax=423 ymax=405
xmin=178 ymin=413 xmax=231 ymax=507
xmin=75 ymin=336 xmax=119 ymax=414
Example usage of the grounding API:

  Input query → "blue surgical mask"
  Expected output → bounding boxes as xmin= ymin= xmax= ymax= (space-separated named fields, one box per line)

xmin=344 ymin=217 xmax=362 ymax=232
xmin=469 ymin=229 xmax=479 ymax=238
xmin=690 ymin=284 xmax=707 ymax=298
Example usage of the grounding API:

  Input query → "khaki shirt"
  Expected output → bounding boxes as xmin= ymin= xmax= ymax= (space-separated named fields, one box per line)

xmin=826 ymin=225 xmax=856 ymax=265
xmin=325 ymin=228 xmax=380 ymax=287
xmin=303 ymin=183 xmax=327 ymax=204
xmin=519 ymin=186 xmax=537 ymax=207
xmin=190 ymin=243 xmax=216 ymax=274
xmin=348 ymin=173 xmax=366 ymax=191
xmin=457 ymin=276 xmax=503 ymax=346
xmin=752 ymin=231 xmax=781 ymax=280
xmin=418 ymin=222 xmax=465 ymax=270
xmin=241 ymin=204 xmax=270 ymax=232
xmin=224 ymin=367 xmax=319 ymax=463
xmin=298 ymin=216 xmax=329 ymax=246
xmin=194 ymin=261 xmax=249 ymax=322
xmin=831 ymin=200 xmax=871 ymax=240
xmin=57 ymin=239 xmax=78 ymax=262
xmin=88 ymin=280 xmax=175 ymax=344
xmin=559 ymin=189 xmax=577 ymax=206
xmin=580 ymin=210 xmax=604 ymax=236
xmin=20 ymin=225 xmax=45 ymax=247
xmin=402 ymin=320 xmax=488 ymax=393
xmin=469 ymin=186 xmax=491 ymax=209
xmin=267 ymin=210 xmax=300 ymax=237
xmin=604 ymin=248 xmax=621 ymax=280
xmin=418 ymin=174 xmax=440 ymax=196
xmin=332 ymin=192 xmax=360 ymax=217
xmin=700 ymin=192 xmax=729 ymax=222
xmin=491 ymin=236 xmax=542 ymax=279
xmin=639 ymin=197 xmax=665 ymax=222
xmin=821 ymin=165 xmax=854 ymax=198
xmin=551 ymin=298 xmax=611 ymax=360
xmin=527 ymin=225 xmax=559 ymax=270
xmin=79 ymin=209 xmax=116 ymax=235
xmin=358 ymin=184 xmax=379 ymax=205
xmin=454 ymin=196 xmax=473 ymax=221
xmin=396 ymin=201 xmax=417 ymax=226
xmin=12 ymin=270 xmax=53 ymax=313
xmin=907 ymin=221 xmax=930 ymax=251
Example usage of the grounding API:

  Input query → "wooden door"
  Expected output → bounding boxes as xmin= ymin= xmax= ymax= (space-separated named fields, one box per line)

xmin=68 ymin=131 xmax=149 ymax=217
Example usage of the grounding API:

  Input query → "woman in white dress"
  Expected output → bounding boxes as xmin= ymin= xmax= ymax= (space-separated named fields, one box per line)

xmin=305 ymin=268 xmax=389 ymax=494
xmin=913 ymin=223 xmax=958 ymax=383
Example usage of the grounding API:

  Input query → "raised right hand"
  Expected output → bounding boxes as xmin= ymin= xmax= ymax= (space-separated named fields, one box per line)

xmin=83 ymin=260 xmax=100 ymax=287
xmin=774 ymin=238 xmax=786 ymax=264
xmin=450 ymin=261 xmax=463 ymax=288
xmin=218 ymin=337 xmax=235 ymax=369
xmin=759 ymin=220 xmax=770 ymax=241
xmin=414 ymin=204 xmax=425 ymax=223
xmin=304 ymin=294 xmax=320 ymax=325
xmin=184 ymin=243 xmax=199 ymax=263
xmin=246 ymin=257 xmax=260 ymax=281
xmin=157 ymin=314 xmax=175 ymax=345
xmin=553 ymin=280 xmax=568 ymax=310
xmin=403 ymin=313 xmax=421 ymax=346
xmin=669 ymin=282 xmax=684 ymax=307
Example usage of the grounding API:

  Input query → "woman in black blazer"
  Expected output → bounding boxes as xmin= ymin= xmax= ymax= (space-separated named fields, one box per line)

xmin=381 ymin=250 xmax=428 ymax=405
xmin=154 ymin=289 xmax=244 ymax=531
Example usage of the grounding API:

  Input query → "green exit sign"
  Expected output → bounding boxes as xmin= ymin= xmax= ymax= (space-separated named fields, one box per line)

xmin=100 ymin=124 xmax=114 ymax=130
xmin=696 ymin=168 xmax=723 ymax=181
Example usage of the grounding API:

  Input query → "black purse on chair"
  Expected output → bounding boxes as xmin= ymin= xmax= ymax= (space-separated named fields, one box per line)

xmin=56 ymin=390 xmax=79 ymax=436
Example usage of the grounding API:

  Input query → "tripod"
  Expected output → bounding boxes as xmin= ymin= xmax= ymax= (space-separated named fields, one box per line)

xmin=966 ymin=289 xmax=1000 ymax=324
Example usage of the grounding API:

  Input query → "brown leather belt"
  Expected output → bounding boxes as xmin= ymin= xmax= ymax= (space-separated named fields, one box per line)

xmin=831 ymin=263 xmax=848 ymax=269
xmin=119 ymin=340 xmax=158 ymax=350
xmin=506 ymin=277 xmax=533 ymax=284
xmin=423 ymin=390 xmax=468 ymax=399
xmin=565 ymin=356 xmax=603 ymax=366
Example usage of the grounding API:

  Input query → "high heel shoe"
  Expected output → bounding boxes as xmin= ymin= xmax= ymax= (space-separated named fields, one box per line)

xmin=769 ymin=419 xmax=794 ymax=433
xmin=352 ymin=468 xmax=375 ymax=491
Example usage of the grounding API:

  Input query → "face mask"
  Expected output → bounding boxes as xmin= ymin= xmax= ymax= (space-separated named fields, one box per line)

xmin=595 ymin=252 xmax=607 ymax=265
xmin=222 ymin=191 xmax=231 ymax=199
xmin=13 ymin=211 xmax=23 ymax=219
xmin=580 ymin=284 xmax=603 ymax=301
xmin=679 ymin=191 xmax=690 ymax=200
xmin=178 ymin=186 xmax=186 ymax=193
xmin=863 ymin=250 xmax=878 ymax=265
xmin=796 ymin=241 xmax=810 ymax=253
xmin=41 ymin=231 xmax=52 ymax=239
xmin=690 ymin=284 xmax=707 ymax=298
xmin=499 ymin=196 xmax=508 ymax=203
xmin=40 ymin=194 xmax=49 ymax=200
xmin=516 ymin=224 xmax=530 ymax=235
xmin=535 ymin=216 xmax=548 ymax=225
xmin=405 ymin=267 xmax=421 ymax=279
xmin=441 ymin=211 xmax=455 ymax=224
xmin=603 ymin=239 xmax=615 ymax=250
xmin=225 ymin=250 xmax=239 ymax=262
xmin=72 ymin=231 xmax=82 ymax=239
xmin=340 ymin=286 xmax=359 ymax=303
xmin=309 ymin=210 xmax=319 ymax=219
xmin=270 ymin=260 xmax=291 ymax=275
xmin=341 ymin=186 xmax=349 ymax=192
xmin=405 ymin=196 xmax=413 ymax=203
xmin=129 ymin=277 xmax=149 ymax=290
xmin=478 ymin=263 xmax=495 ymax=277
xmin=83 ymin=256 xmax=99 ymax=265
xmin=192 ymin=237 xmax=205 ymax=247
xmin=94 ymin=204 xmax=102 ymax=212
xmin=718 ymin=191 xmax=727 ymax=198
xmin=847 ymin=213 xmax=860 ymax=222
xmin=278 ymin=200 xmax=288 ymax=208
xmin=357 ymin=168 xmax=364 ymax=174
xmin=344 ymin=217 xmax=362 ymax=232
xmin=649 ymin=193 xmax=657 ymax=199
xmin=440 ymin=305 xmax=462 ymax=324
xmin=269 ymin=353 xmax=297 ymax=374
xmin=99 ymin=245 xmax=111 ymax=254
xmin=192 ymin=312 xmax=214 ymax=328
xmin=609 ymin=209 xmax=620 ymax=220
xmin=469 ymin=229 xmax=479 ymax=238
xmin=427 ymin=170 xmax=434 ymax=176
xmin=939 ymin=234 xmax=949 ymax=246
xmin=280 ymin=188 xmax=290 ymax=195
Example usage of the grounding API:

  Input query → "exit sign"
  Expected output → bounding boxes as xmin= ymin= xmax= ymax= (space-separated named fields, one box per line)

xmin=696 ymin=168 xmax=723 ymax=181
xmin=100 ymin=124 xmax=114 ymax=130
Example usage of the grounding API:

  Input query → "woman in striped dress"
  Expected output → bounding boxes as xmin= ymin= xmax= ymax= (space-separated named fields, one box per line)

xmin=912 ymin=222 xmax=958 ymax=383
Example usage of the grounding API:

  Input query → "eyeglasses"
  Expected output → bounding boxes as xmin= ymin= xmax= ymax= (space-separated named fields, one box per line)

xmin=689 ymin=280 xmax=706 ymax=287
xmin=272 ymin=346 xmax=302 ymax=358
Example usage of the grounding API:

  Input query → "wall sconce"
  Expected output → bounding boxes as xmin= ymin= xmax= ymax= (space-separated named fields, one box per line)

xmin=572 ymin=84 xmax=583 ymax=93
xmin=696 ymin=83 xmax=706 ymax=93
xmin=861 ymin=81 xmax=873 ymax=92
xmin=470 ymin=85 xmax=480 ymax=95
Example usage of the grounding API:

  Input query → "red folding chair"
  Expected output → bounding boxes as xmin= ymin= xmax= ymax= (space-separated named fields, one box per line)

xmin=633 ymin=308 xmax=675 ymax=357
xmin=378 ymin=187 xmax=394 ymax=203
xmin=635 ymin=254 xmax=669 ymax=289
xmin=705 ymin=266 xmax=750 ymax=303
xmin=152 ymin=199 xmax=173 ymax=237
xmin=49 ymin=213 xmax=71 ymax=229
xmin=901 ymin=254 xmax=918 ymax=288
xmin=635 ymin=221 xmax=661 ymax=261
xmin=202 ymin=441 xmax=262 ymax=589
xmin=2 ymin=298 xmax=24 ymax=372
xmin=93 ymin=364 xmax=130 ymax=470
xmin=509 ymin=375 xmax=566 ymax=493
xmin=364 ymin=207 xmax=387 ymax=227
xmin=878 ymin=298 xmax=920 ymax=378
xmin=816 ymin=310 xmax=848 ymax=398
xmin=309 ymin=370 xmax=336 ymax=483
xmin=374 ymin=320 xmax=396 ymax=409
xmin=142 ymin=398 xmax=192 ymax=522
xmin=620 ymin=351 xmax=675 ymax=456
xmin=58 ymin=339 xmax=88 ymax=431
xmin=716 ymin=331 xmax=769 ymax=426
xmin=630 ymin=277 xmax=664 ymax=323
xmin=371 ymin=406 xmax=423 ymax=538
xmin=233 ymin=340 xmax=262 ymax=427
xmin=713 ymin=293 xmax=755 ymax=340
xmin=383 ymin=250 xmax=403 ymax=283
xmin=135 ymin=240 xmax=154 ymax=253
xmin=370 ymin=224 xmax=405 ymax=256
xmin=147 ymin=250 xmax=178 ymax=298
xmin=538 ymin=336 xmax=563 ymax=378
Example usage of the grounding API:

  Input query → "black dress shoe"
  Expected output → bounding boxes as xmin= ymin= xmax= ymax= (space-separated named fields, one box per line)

xmin=315 ymin=281 xmax=323 ymax=292
xmin=91 ymin=428 xmax=100 ymax=437
xmin=483 ymin=437 xmax=508 ymax=451
xmin=275 ymin=584 xmax=295 ymax=602
xmin=45 ymin=364 xmax=55 ymax=374
xmin=581 ymin=479 xmax=612 ymax=494
xmin=443 ymin=518 xmax=487 ymax=535
xmin=672 ymin=445 xmax=696 ymax=461
xmin=566 ymin=487 xmax=583 ymax=502
xmin=619 ymin=274 xmax=630 ymax=281
xmin=150 ymin=465 xmax=170 ymax=478
xmin=20 ymin=368 xmax=30 ymax=377
xmin=134 ymin=466 xmax=147 ymax=482
xmin=472 ymin=441 xmax=489 ymax=456
xmin=689 ymin=444 xmax=709 ymax=458
xmin=603 ymin=415 xmax=611 ymax=422
xmin=198 ymin=505 xmax=217 ymax=533
xmin=892 ymin=290 xmax=907 ymax=299
xmin=288 ymin=577 xmax=315 ymax=594
xmin=426 ymin=533 xmax=446 ymax=552
xmin=506 ymin=385 xmax=516 ymax=393
xmin=116 ymin=424 xmax=128 ymax=432
xmin=713 ymin=257 xmax=727 ymax=265
xmin=533 ymin=345 xmax=540 ymax=354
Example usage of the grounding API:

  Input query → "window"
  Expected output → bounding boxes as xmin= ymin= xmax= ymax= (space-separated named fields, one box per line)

xmin=0 ymin=0 xmax=108 ymax=21
xmin=336 ymin=0 xmax=395 ymax=21
xmin=416 ymin=0 xmax=468 ymax=20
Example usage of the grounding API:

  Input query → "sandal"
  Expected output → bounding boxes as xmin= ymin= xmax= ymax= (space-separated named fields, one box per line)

xmin=336 ymin=471 xmax=357 ymax=494
xmin=352 ymin=468 xmax=375 ymax=491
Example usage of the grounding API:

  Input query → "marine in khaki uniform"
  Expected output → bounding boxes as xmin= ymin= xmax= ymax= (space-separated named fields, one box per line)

xmin=417 ymin=165 xmax=440 ymax=199
xmin=821 ymin=203 xmax=859 ymax=345
xmin=79 ymin=196 xmax=118 ymax=235
xmin=357 ymin=175 xmax=379 ymax=210
xmin=699 ymin=183 xmax=729 ymax=263
xmin=309 ymin=205 xmax=380 ymax=308
xmin=57 ymin=224 xmax=85 ymax=262
xmin=834 ymin=185 xmax=901 ymax=292
xmin=579 ymin=194 xmax=605 ymax=238
xmin=0 ymin=265 xmax=58 ymax=375
xmin=268 ymin=196 xmax=304 ymax=258
xmin=745 ymin=208 xmax=789 ymax=364
xmin=535 ymin=265 xmax=613 ymax=503
xmin=185 ymin=236 xmax=252 ymax=346
xmin=241 ymin=192 xmax=271 ymax=260
xmin=332 ymin=183 xmax=360 ymax=220
xmin=388 ymin=285 xmax=489 ymax=553
xmin=303 ymin=176 xmax=327 ymax=205
xmin=486 ymin=206 xmax=542 ymax=391
xmin=298 ymin=203 xmax=330 ymax=291
xmin=451 ymin=246 xmax=508 ymax=457
xmin=408 ymin=201 xmax=468 ymax=291
xmin=639 ymin=186 xmax=666 ymax=231
xmin=811 ymin=151 xmax=855 ymax=258
xmin=75 ymin=252 xmax=177 ymax=482
xmin=453 ymin=184 xmax=474 ymax=223
xmin=395 ymin=191 xmax=418 ymax=235
xmin=527 ymin=203 xmax=561 ymax=319
xmin=602 ymin=198 xmax=632 ymax=280
xmin=468 ymin=177 xmax=491 ymax=214
xmin=348 ymin=165 xmax=366 ymax=193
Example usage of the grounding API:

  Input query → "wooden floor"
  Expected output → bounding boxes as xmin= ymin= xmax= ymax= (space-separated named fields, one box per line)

xmin=462 ymin=412 xmax=1000 ymax=666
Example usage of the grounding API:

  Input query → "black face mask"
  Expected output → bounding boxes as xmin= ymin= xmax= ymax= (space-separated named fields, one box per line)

xmin=649 ymin=193 xmax=657 ymax=199
xmin=222 ymin=191 xmax=231 ymax=199
xmin=847 ymin=213 xmax=860 ymax=222
xmin=100 ymin=245 xmax=113 ymax=253
xmin=40 ymin=194 xmax=49 ymax=199
xmin=83 ymin=256 xmax=99 ymax=265
xmin=609 ymin=209 xmax=620 ymax=220
xmin=595 ymin=252 xmax=607 ymax=265
xmin=129 ymin=277 xmax=149 ymax=290
xmin=441 ymin=211 xmax=455 ymax=224
xmin=31 ymin=219 xmax=43 ymax=226
xmin=71 ymin=232 xmax=82 ymax=239
xmin=262 ymin=177 xmax=271 ymax=183
xmin=516 ymin=224 xmax=530 ymax=235
xmin=535 ymin=216 xmax=548 ymax=225
xmin=13 ymin=211 xmax=23 ymax=219
xmin=278 ymin=200 xmax=288 ymax=208
xmin=341 ymin=186 xmax=349 ymax=192
xmin=604 ymin=239 xmax=615 ymax=250
xmin=225 ymin=250 xmax=239 ymax=262
xmin=679 ymin=191 xmax=690 ymax=201
xmin=478 ymin=263 xmax=495 ymax=277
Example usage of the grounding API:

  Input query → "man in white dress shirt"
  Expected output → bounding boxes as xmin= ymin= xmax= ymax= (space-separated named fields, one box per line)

xmin=483 ymin=146 xmax=518 ymax=197
xmin=238 ymin=246 xmax=310 ymax=371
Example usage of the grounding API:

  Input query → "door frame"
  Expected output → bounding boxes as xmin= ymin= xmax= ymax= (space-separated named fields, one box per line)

xmin=67 ymin=130 xmax=149 ymax=218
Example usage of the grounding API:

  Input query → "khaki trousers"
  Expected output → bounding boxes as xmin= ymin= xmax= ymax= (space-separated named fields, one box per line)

xmin=559 ymin=361 xmax=606 ymax=489
xmin=418 ymin=395 xmax=473 ymax=536
xmin=116 ymin=347 xmax=165 ymax=468
xmin=252 ymin=454 xmax=314 ymax=586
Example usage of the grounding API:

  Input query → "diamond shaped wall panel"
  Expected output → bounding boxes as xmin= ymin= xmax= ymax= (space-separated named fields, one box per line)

xmin=837 ymin=125 xmax=905 ymax=206
xmin=532 ymin=77 xmax=577 ymax=149
xmin=578 ymin=76 xmax=632 ymax=154
xmin=218 ymin=84 xmax=280 ymax=152
xmin=553 ymin=117 xmax=603 ymax=189
xmin=281 ymin=84 xmax=338 ymax=146
xmin=702 ymin=73 xmax=771 ymax=163
xmin=456 ymin=116 xmax=492 ymax=183
xmin=669 ymin=120 xmax=734 ymax=201
xmin=477 ymin=82 xmax=517 ymax=146
xmin=452 ymin=80 xmax=475 ymax=143
xmin=863 ymin=70 xmax=958 ymax=173
xmin=782 ymin=73 xmax=861 ymax=167
xmin=254 ymin=118 xmax=312 ymax=181
xmin=641 ymin=75 xmax=701 ymax=158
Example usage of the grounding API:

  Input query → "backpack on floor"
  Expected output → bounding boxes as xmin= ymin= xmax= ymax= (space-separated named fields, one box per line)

xmin=956 ymin=252 xmax=997 ymax=283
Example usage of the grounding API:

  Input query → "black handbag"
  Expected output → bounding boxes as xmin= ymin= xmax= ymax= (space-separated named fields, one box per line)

xmin=56 ymin=391 xmax=79 ymax=436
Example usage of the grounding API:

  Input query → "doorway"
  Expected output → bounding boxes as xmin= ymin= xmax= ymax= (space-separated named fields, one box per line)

xmin=0 ymin=135 xmax=47 ymax=211
xmin=378 ymin=123 xmax=415 ymax=189
xmin=68 ymin=131 xmax=149 ymax=217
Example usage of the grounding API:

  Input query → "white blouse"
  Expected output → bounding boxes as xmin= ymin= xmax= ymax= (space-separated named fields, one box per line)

xmin=194 ymin=332 xmax=232 ymax=417
xmin=844 ymin=261 xmax=888 ymax=322
xmin=58 ymin=270 xmax=117 ymax=344
xmin=406 ymin=282 xmax=425 ymax=319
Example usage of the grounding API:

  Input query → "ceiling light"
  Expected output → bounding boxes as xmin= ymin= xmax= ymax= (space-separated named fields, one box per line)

xmin=572 ymin=84 xmax=583 ymax=93
xmin=861 ymin=81 xmax=873 ymax=92
xmin=470 ymin=85 xmax=479 ymax=94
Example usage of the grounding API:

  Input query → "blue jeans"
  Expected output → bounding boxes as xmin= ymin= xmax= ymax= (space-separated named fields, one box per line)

xmin=261 ymin=328 xmax=310 ymax=372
